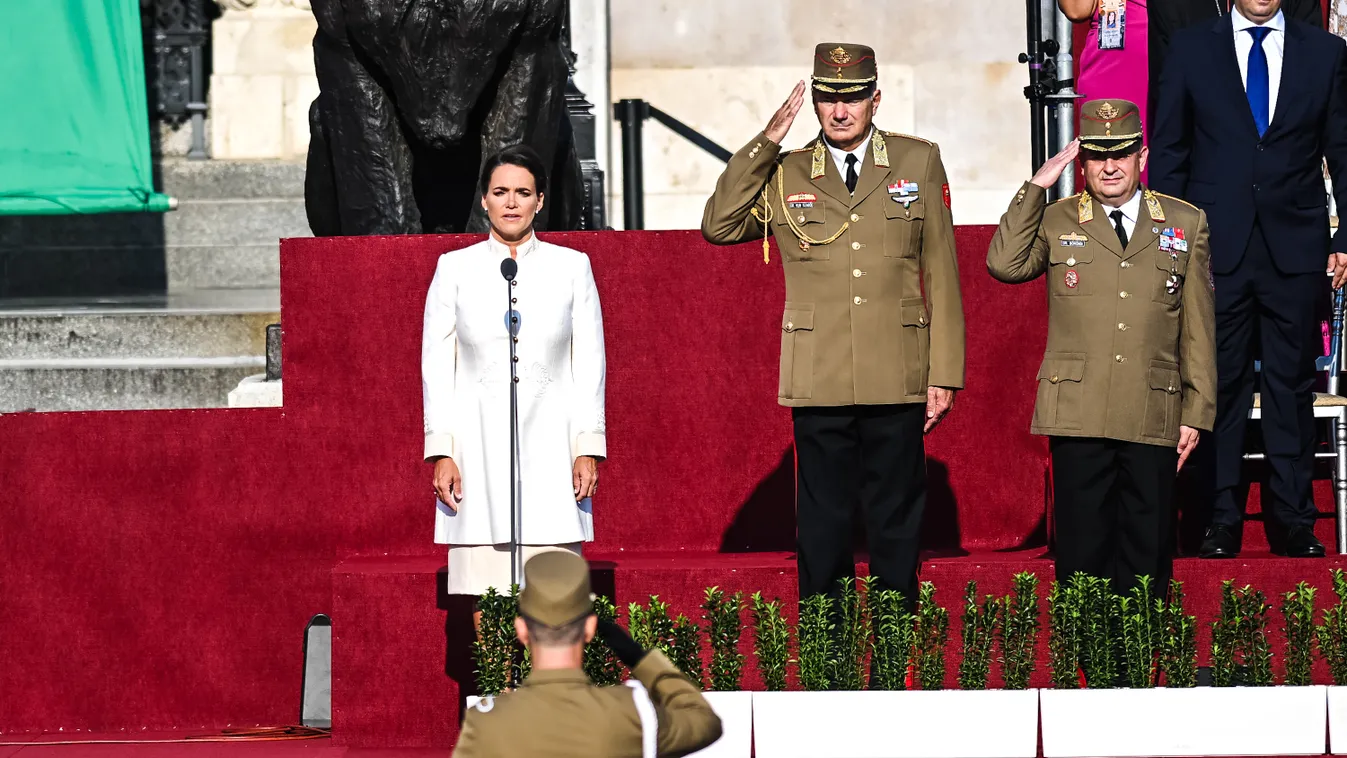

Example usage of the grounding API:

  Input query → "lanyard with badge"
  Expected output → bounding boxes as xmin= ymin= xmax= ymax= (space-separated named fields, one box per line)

xmin=1099 ymin=0 xmax=1127 ymax=49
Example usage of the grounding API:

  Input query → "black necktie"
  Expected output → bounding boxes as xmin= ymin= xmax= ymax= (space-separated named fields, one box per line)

xmin=1110 ymin=209 xmax=1129 ymax=249
xmin=845 ymin=154 xmax=859 ymax=194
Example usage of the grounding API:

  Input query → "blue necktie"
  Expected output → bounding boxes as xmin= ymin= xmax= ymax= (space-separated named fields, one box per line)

xmin=1246 ymin=27 xmax=1271 ymax=137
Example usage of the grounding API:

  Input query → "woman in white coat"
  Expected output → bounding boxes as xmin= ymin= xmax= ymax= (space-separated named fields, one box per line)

xmin=422 ymin=144 xmax=606 ymax=613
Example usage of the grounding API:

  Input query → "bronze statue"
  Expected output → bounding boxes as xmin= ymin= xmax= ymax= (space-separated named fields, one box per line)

xmin=305 ymin=0 xmax=585 ymax=235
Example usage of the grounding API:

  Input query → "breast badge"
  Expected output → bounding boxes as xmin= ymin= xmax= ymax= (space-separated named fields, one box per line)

xmin=1065 ymin=270 xmax=1080 ymax=289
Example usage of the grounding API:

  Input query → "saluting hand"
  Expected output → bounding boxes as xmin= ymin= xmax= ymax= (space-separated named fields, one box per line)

xmin=433 ymin=457 xmax=463 ymax=512
xmin=1328 ymin=253 xmax=1347 ymax=290
xmin=1176 ymin=426 xmax=1200 ymax=472
xmin=1030 ymin=139 xmax=1080 ymax=190
xmin=925 ymin=387 xmax=956 ymax=434
xmin=765 ymin=81 xmax=807 ymax=145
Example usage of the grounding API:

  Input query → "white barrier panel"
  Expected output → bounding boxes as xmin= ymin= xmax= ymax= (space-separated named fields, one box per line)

xmin=1329 ymin=686 xmax=1347 ymax=754
xmin=753 ymin=690 xmax=1040 ymax=758
xmin=687 ymin=691 xmax=753 ymax=758
xmin=1042 ymin=686 xmax=1327 ymax=757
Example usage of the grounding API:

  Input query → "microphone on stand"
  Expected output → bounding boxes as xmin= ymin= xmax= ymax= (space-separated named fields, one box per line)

xmin=500 ymin=257 xmax=521 ymax=588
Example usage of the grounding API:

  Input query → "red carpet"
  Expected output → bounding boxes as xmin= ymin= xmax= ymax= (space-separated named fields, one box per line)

xmin=0 ymin=228 xmax=1338 ymax=747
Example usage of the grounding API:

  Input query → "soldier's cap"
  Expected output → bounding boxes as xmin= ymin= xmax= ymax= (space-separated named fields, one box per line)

xmin=518 ymin=551 xmax=596 ymax=627
xmin=1079 ymin=99 xmax=1144 ymax=154
xmin=811 ymin=43 xmax=877 ymax=96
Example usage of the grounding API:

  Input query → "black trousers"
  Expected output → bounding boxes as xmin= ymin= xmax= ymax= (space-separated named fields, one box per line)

xmin=793 ymin=404 xmax=925 ymax=607
xmin=1052 ymin=437 xmax=1179 ymax=594
xmin=1210 ymin=221 xmax=1322 ymax=529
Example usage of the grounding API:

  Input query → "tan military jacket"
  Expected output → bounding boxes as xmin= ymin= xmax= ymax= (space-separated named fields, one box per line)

xmin=701 ymin=129 xmax=966 ymax=407
xmin=987 ymin=182 xmax=1217 ymax=446
xmin=452 ymin=650 xmax=722 ymax=757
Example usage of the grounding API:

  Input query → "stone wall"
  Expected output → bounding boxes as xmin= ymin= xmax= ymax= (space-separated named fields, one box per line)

xmin=608 ymin=0 xmax=1032 ymax=228
xmin=211 ymin=0 xmax=318 ymax=160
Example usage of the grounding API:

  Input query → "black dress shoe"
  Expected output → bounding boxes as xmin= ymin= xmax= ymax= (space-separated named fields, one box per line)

xmin=1286 ymin=527 xmax=1326 ymax=558
xmin=1199 ymin=525 xmax=1240 ymax=558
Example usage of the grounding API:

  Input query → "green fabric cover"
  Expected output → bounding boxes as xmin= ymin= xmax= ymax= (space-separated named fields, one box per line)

xmin=0 ymin=0 xmax=173 ymax=215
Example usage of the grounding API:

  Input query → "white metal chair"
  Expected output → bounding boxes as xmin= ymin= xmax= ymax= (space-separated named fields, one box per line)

xmin=1246 ymin=281 xmax=1347 ymax=552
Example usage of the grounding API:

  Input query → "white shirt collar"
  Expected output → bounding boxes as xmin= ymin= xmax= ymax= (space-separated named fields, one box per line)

xmin=1100 ymin=189 xmax=1143 ymax=225
xmin=1232 ymin=6 xmax=1285 ymax=33
xmin=486 ymin=231 xmax=540 ymax=258
xmin=825 ymin=128 xmax=873 ymax=177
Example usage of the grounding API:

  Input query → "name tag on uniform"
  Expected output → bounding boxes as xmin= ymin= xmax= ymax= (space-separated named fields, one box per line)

xmin=786 ymin=192 xmax=816 ymax=209
xmin=1058 ymin=232 xmax=1088 ymax=247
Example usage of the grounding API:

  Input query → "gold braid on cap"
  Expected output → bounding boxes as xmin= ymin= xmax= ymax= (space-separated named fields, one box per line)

xmin=813 ymin=82 xmax=873 ymax=94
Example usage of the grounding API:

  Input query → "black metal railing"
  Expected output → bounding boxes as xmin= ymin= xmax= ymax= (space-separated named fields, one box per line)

xmin=141 ymin=0 xmax=211 ymax=159
xmin=613 ymin=99 xmax=731 ymax=230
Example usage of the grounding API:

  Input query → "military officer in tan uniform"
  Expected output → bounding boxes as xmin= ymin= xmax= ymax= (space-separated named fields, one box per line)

xmin=987 ymin=99 xmax=1216 ymax=593
xmin=702 ymin=43 xmax=966 ymax=608
xmin=453 ymin=551 xmax=722 ymax=757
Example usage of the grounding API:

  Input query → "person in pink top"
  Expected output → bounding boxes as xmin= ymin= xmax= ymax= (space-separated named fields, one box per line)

xmin=1061 ymin=0 xmax=1150 ymax=182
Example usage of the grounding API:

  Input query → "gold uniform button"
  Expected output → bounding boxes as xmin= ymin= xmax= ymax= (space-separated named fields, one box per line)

xmin=918 ymin=316 xmax=926 ymax=325
xmin=1120 ymin=291 xmax=1130 ymax=298
xmin=850 ymin=213 xmax=860 ymax=222
xmin=786 ymin=322 xmax=794 ymax=330
xmin=1118 ymin=322 xmax=1127 ymax=331
xmin=1115 ymin=355 xmax=1125 ymax=363
xmin=798 ymin=215 xmax=806 ymax=223
xmin=853 ymin=269 xmax=863 ymax=278
xmin=853 ymin=296 xmax=863 ymax=305
xmin=1050 ymin=375 xmax=1059 ymax=383
xmin=1120 ymin=261 xmax=1131 ymax=268
xmin=1066 ymin=257 xmax=1077 ymax=266
xmin=1168 ymin=385 xmax=1176 ymax=392
xmin=851 ymin=241 xmax=861 ymax=250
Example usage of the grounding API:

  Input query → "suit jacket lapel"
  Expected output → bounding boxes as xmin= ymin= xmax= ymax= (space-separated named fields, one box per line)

xmin=1085 ymin=197 xmax=1124 ymax=258
xmin=1213 ymin=15 xmax=1261 ymax=140
xmin=1268 ymin=21 xmax=1301 ymax=134
xmin=1123 ymin=216 xmax=1158 ymax=260
xmin=849 ymin=140 xmax=890 ymax=209
xmin=805 ymin=136 xmax=853 ymax=208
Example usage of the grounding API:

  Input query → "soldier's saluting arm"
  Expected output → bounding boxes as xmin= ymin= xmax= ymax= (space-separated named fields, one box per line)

xmin=700 ymin=82 xmax=804 ymax=245
xmin=986 ymin=141 xmax=1078 ymax=284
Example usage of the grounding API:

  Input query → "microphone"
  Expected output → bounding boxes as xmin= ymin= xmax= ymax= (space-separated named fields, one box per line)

xmin=500 ymin=254 xmax=521 ymax=588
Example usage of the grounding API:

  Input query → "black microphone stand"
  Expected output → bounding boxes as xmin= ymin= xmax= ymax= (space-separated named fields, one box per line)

xmin=500 ymin=257 xmax=521 ymax=589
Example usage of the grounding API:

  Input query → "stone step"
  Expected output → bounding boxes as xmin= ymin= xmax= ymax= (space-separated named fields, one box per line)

xmin=158 ymin=159 xmax=306 ymax=200
xmin=0 ymin=289 xmax=279 ymax=411
xmin=0 ymin=364 xmax=263 ymax=412
xmin=0 ymin=311 xmax=274 ymax=360
xmin=0 ymin=159 xmax=307 ymax=296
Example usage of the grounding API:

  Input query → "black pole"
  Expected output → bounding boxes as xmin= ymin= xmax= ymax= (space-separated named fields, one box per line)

xmin=614 ymin=99 xmax=647 ymax=230
xmin=1024 ymin=0 xmax=1047 ymax=173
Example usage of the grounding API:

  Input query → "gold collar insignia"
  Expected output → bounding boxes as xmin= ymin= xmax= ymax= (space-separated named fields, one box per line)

xmin=810 ymin=139 xmax=827 ymax=179
xmin=1144 ymin=189 xmax=1166 ymax=223
xmin=1078 ymin=191 xmax=1094 ymax=224
xmin=872 ymin=131 xmax=889 ymax=168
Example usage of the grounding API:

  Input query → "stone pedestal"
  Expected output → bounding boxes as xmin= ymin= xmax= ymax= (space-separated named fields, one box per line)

xmin=211 ymin=0 xmax=318 ymax=160
xmin=228 ymin=374 xmax=283 ymax=407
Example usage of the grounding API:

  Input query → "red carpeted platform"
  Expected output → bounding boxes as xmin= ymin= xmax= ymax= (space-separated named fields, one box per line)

xmin=0 ymin=228 xmax=1338 ymax=748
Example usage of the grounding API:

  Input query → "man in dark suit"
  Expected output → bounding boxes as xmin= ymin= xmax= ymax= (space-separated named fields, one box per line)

xmin=1150 ymin=0 xmax=1323 ymax=111
xmin=1151 ymin=0 xmax=1347 ymax=558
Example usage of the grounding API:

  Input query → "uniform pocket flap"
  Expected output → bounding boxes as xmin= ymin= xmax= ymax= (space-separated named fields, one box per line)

xmin=1148 ymin=363 xmax=1182 ymax=393
xmin=787 ymin=202 xmax=827 ymax=225
xmin=900 ymin=297 xmax=928 ymax=328
xmin=1049 ymin=242 xmax=1093 ymax=265
xmin=1036 ymin=354 xmax=1086 ymax=383
xmin=782 ymin=306 xmax=814 ymax=332
xmin=885 ymin=200 xmax=925 ymax=220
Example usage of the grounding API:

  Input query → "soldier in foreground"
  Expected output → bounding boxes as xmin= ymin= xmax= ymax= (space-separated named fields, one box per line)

xmin=701 ymin=43 xmax=966 ymax=610
xmin=987 ymin=99 xmax=1216 ymax=593
xmin=452 ymin=551 xmax=722 ymax=757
